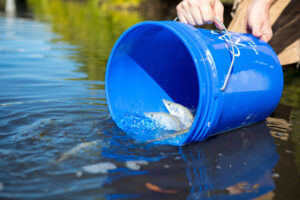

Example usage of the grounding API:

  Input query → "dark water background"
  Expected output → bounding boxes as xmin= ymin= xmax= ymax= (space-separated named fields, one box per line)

xmin=0 ymin=0 xmax=299 ymax=199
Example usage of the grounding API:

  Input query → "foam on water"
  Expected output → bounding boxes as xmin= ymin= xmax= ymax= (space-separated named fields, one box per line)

xmin=115 ymin=113 xmax=188 ymax=145
xmin=115 ymin=113 xmax=157 ymax=132
xmin=82 ymin=162 xmax=117 ymax=174
xmin=125 ymin=160 xmax=148 ymax=171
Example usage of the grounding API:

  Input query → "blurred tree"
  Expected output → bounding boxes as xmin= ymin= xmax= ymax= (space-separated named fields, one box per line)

xmin=27 ymin=0 xmax=143 ymax=83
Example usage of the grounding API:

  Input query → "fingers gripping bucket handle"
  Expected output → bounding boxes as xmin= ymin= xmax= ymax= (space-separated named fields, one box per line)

xmin=174 ymin=16 xmax=235 ymax=91
xmin=105 ymin=21 xmax=283 ymax=145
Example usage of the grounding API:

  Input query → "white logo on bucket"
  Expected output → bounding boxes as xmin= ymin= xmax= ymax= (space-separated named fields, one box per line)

xmin=211 ymin=30 xmax=259 ymax=56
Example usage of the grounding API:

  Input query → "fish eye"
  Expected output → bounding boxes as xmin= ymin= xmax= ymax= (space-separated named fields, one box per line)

xmin=150 ymin=114 xmax=153 ymax=117
xmin=168 ymin=103 xmax=170 ymax=106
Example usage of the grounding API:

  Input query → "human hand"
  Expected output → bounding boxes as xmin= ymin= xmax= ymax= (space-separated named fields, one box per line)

xmin=176 ymin=0 xmax=224 ymax=29
xmin=246 ymin=0 xmax=274 ymax=42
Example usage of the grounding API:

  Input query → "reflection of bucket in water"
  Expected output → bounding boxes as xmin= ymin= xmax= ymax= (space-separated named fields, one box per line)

xmin=180 ymin=122 xmax=279 ymax=199
xmin=105 ymin=21 xmax=283 ymax=145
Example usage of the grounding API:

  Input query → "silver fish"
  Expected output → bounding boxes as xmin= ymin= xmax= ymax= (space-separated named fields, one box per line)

xmin=162 ymin=99 xmax=194 ymax=129
xmin=144 ymin=112 xmax=183 ymax=131
xmin=146 ymin=128 xmax=190 ymax=143
xmin=57 ymin=141 xmax=97 ymax=162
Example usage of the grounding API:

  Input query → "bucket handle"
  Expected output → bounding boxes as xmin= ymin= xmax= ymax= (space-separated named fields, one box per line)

xmin=174 ymin=17 xmax=235 ymax=91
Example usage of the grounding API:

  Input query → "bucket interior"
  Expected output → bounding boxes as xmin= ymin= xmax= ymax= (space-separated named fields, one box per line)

xmin=106 ymin=24 xmax=200 ymax=118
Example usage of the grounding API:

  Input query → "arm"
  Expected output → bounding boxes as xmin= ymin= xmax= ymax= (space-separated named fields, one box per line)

xmin=176 ymin=0 xmax=225 ymax=29
xmin=246 ymin=0 xmax=275 ymax=42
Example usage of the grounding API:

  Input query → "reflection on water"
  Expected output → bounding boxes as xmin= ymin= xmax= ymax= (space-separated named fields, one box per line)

xmin=0 ymin=0 xmax=300 ymax=199
xmin=181 ymin=123 xmax=278 ymax=199
xmin=267 ymin=117 xmax=291 ymax=141
xmin=27 ymin=0 xmax=143 ymax=83
xmin=99 ymin=122 xmax=279 ymax=200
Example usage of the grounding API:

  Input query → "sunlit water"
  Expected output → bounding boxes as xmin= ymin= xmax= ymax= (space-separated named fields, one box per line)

xmin=0 ymin=2 xmax=299 ymax=199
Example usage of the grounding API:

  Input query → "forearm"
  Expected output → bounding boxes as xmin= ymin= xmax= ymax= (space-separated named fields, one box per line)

xmin=252 ymin=0 xmax=276 ymax=8
xmin=246 ymin=0 xmax=275 ymax=42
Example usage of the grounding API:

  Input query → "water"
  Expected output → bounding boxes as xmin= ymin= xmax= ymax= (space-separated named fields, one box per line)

xmin=115 ymin=112 xmax=189 ymax=146
xmin=0 ymin=0 xmax=299 ymax=199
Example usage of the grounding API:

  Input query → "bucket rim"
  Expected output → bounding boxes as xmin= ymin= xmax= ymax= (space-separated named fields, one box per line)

xmin=105 ymin=21 xmax=221 ymax=145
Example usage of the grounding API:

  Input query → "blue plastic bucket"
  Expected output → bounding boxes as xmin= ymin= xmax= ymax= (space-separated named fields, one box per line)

xmin=105 ymin=21 xmax=283 ymax=145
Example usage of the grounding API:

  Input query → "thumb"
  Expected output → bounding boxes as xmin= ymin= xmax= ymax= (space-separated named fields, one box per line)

xmin=251 ymin=24 xmax=263 ymax=39
xmin=260 ymin=24 xmax=273 ymax=42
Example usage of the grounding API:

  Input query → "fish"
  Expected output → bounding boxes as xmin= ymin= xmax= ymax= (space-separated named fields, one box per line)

xmin=162 ymin=99 xmax=194 ymax=129
xmin=144 ymin=112 xmax=183 ymax=131
xmin=146 ymin=128 xmax=190 ymax=143
xmin=144 ymin=99 xmax=195 ymax=143
xmin=56 ymin=141 xmax=97 ymax=162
